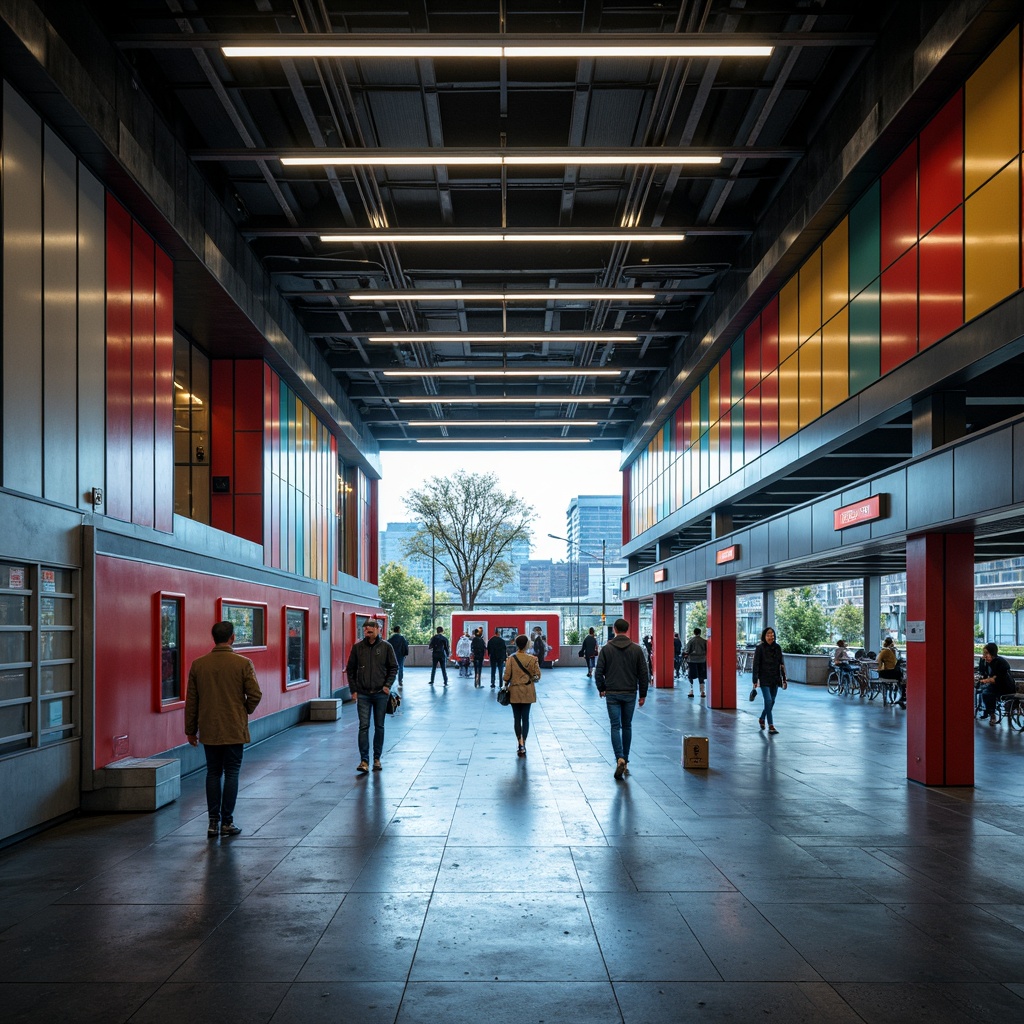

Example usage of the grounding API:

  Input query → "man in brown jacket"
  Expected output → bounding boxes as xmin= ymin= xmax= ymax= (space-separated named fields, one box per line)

xmin=185 ymin=621 xmax=263 ymax=838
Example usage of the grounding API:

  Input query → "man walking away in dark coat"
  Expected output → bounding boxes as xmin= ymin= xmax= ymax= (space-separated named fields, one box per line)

xmin=185 ymin=620 xmax=263 ymax=838
xmin=595 ymin=618 xmax=650 ymax=781
xmin=428 ymin=626 xmax=449 ymax=686
xmin=389 ymin=625 xmax=409 ymax=686
xmin=487 ymin=627 xmax=508 ymax=688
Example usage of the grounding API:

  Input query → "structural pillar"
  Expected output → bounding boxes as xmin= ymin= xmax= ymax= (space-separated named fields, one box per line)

xmin=707 ymin=578 xmax=737 ymax=709
xmin=863 ymin=576 xmax=882 ymax=653
xmin=622 ymin=598 xmax=640 ymax=639
xmin=905 ymin=532 xmax=974 ymax=786
xmin=653 ymin=592 xmax=675 ymax=688
xmin=761 ymin=591 xmax=774 ymax=637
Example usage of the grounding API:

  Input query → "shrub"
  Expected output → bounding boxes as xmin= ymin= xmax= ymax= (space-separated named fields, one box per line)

xmin=774 ymin=587 xmax=830 ymax=654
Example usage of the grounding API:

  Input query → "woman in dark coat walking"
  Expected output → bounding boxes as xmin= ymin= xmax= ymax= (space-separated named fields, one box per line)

xmin=752 ymin=626 xmax=787 ymax=734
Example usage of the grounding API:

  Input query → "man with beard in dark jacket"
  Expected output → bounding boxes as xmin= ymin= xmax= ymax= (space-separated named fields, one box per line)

xmin=594 ymin=618 xmax=650 ymax=781
xmin=347 ymin=619 xmax=398 ymax=774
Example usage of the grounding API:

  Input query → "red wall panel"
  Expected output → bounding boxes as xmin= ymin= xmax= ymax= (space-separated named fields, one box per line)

xmin=94 ymin=555 xmax=321 ymax=769
xmin=234 ymin=431 xmax=263 ymax=494
xmin=210 ymin=360 xmax=234 ymax=534
xmin=153 ymin=249 xmax=174 ymax=532
xmin=234 ymin=494 xmax=263 ymax=545
xmin=881 ymin=141 xmax=919 ymax=271
xmin=234 ymin=360 xmax=264 ymax=432
xmin=131 ymin=224 xmax=155 ymax=529
xmin=105 ymin=196 xmax=133 ymax=522
xmin=880 ymin=247 xmax=919 ymax=375
xmin=743 ymin=318 xmax=762 ymax=392
xmin=919 ymin=91 xmax=964 ymax=237
xmin=919 ymin=208 xmax=964 ymax=349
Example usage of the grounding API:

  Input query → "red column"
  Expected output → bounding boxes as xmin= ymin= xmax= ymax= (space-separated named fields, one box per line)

xmin=906 ymin=532 xmax=974 ymax=785
xmin=622 ymin=599 xmax=640 ymax=639
xmin=707 ymin=578 xmax=737 ymax=709
xmin=653 ymin=592 xmax=675 ymax=688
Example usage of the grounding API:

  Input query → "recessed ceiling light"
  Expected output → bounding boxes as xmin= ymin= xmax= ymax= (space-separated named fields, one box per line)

xmin=320 ymin=231 xmax=684 ymax=243
xmin=413 ymin=438 xmax=593 ymax=444
xmin=281 ymin=152 xmax=720 ymax=167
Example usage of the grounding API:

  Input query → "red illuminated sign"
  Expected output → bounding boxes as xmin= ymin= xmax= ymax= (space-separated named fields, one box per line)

xmin=833 ymin=494 xmax=883 ymax=531
xmin=653 ymin=568 xmax=668 ymax=583
xmin=716 ymin=545 xmax=739 ymax=564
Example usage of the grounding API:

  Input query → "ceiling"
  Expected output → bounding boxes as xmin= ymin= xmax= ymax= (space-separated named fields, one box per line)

xmin=70 ymin=0 xmax=894 ymax=454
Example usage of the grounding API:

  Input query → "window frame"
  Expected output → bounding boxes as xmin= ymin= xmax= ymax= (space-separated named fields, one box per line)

xmin=156 ymin=592 xmax=186 ymax=712
xmin=218 ymin=599 xmax=268 ymax=650
xmin=282 ymin=605 xmax=310 ymax=690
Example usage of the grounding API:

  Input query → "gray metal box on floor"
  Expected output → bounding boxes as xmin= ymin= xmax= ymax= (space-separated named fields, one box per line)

xmin=309 ymin=698 xmax=344 ymax=721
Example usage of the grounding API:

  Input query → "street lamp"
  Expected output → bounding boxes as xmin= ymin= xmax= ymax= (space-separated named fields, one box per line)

xmin=549 ymin=533 xmax=606 ymax=636
xmin=548 ymin=533 xmax=580 ymax=636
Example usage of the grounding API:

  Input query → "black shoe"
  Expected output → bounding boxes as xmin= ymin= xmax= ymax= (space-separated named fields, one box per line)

xmin=207 ymin=819 xmax=219 ymax=839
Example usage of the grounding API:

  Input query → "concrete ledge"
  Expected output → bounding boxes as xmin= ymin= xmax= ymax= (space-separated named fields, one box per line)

xmin=83 ymin=758 xmax=180 ymax=812
xmin=309 ymin=698 xmax=344 ymax=721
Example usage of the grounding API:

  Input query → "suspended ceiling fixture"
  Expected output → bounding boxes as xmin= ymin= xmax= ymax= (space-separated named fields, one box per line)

xmin=406 ymin=420 xmax=600 ymax=427
xmin=320 ymin=231 xmax=686 ymax=243
xmin=280 ymin=150 xmax=723 ymax=167
xmin=382 ymin=369 xmax=621 ymax=378
xmin=351 ymin=292 xmax=657 ymax=303
xmin=414 ymin=438 xmax=593 ymax=444
xmin=365 ymin=333 xmax=639 ymax=344
xmin=396 ymin=396 xmax=615 ymax=404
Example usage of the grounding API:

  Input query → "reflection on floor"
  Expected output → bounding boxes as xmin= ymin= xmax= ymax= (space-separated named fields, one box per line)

xmin=2 ymin=668 xmax=1024 ymax=1023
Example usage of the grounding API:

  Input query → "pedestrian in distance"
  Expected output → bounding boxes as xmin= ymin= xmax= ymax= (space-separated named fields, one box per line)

xmin=503 ymin=634 xmax=540 ymax=758
xmin=185 ymin=620 xmax=263 ymax=838
xmin=752 ymin=626 xmax=787 ymax=734
xmin=581 ymin=626 xmax=599 ymax=677
xmin=428 ymin=625 xmax=450 ymax=686
xmin=684 ymin=627 xmax=708 ymax=699
xmin=533 ymin=630 xmax=547 ymax=666
xmin=487 ymin=627 xmax=508 ymax=688
xmin=347 ymin=618 xmax=398 ymax=774
xmin=673 ymin=631 xmax=683 ymax=679
xmin=595 ymin=617 xmax=649 ymax=780
xmin=471 ymin=627 xmax=487 ymax=687
xmin=456 ymin=630 xmax=472 ymax=676
xmin=389 ymin=624 xmax=409 ymax=687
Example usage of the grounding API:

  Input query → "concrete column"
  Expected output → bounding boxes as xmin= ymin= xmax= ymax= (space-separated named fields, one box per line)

xmin=864 ymin=576 xmax=882 ymax=653
xmin=708 ymin=578 xmax=737 ymax=709
xmin=653 ymin=592 xmax=675 ymax=689
xmin=711 ymin=509 xmax=733 ymax=540
xmin=905 ymin=532 xmax=974 ymax=786
xmin=761 ymin=591 xmax=774 ymax=637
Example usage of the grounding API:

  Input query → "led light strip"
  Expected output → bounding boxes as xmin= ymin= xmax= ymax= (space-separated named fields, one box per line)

xmin=413 ymin=438 xmax=593 ymax=444
xmin=367 ymin=333 xmax=638 ymax=342
xmin=396 ymin=396 xmax=614 ymax=404
xmin=321 ymin=231 xmax=684 ymax=243
xmin=352 ymin=292 xmax=656 ymax=302
xmin=382 ymin=369 xmax=621 ymax=377
xmin=224 ymin=45 xmax=772 ymax=59
xmin=406 ymin=419 xmax=600 ymax=426
xmin=283 ymin=153 xmax=720 ymax=167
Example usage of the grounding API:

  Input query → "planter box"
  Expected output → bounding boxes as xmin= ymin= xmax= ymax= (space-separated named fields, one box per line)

xmin=782 ymin=653 xmax=831 ymax=685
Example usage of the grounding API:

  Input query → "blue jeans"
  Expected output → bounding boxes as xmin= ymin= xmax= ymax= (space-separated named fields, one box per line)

xmin=491 ymin=658 xmax=506 ymax=686
xmin=204 ymin=743 xmax=243 ymax=823
xmin=396 ymin=657 xmax=405 ymax=683
xmin=586 ymin=656 xmax=597 ymax=676
xmin=357 ymin=692 xmax=389 ymax=761
xmin=604 ymin=692 xmax=637 ymax=762
xmin=760 ymin=684 xmax=779 ymax=726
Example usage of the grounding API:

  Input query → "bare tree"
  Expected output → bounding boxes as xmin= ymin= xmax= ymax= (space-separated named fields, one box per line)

xmin=402 ymin=471 xmax=535 ymax=611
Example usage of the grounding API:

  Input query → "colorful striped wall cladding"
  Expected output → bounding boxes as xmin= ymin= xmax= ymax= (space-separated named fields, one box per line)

xmin=629 ymin=23 xmax=1022 ymax=540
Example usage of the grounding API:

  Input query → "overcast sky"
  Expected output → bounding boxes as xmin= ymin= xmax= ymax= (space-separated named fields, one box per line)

xmin=379 ymin=449 xmax=624 ymax=562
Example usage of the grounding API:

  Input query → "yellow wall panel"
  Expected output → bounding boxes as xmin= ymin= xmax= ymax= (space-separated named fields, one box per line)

xmin=822 ymin=218 xmax=849 ymax=323
xmin=821 ymin=306 xmax=849 ymax=414
xmin=965 ymin=158 xmax=1020 ymax=320
xmin=708 ymin=364 xmax=720 ymax=426
xmin=778 ymin=353 xmax=799 ymax=441
xmin=779 ymin=277 xmax=799 ymax=361
xmin=799 ymin=333 xmax=822 ymax=428
xmin=799 ymin=248 xmax=822 ymax=342
xmin=965 ymin=27 xmax=1020 ymax=196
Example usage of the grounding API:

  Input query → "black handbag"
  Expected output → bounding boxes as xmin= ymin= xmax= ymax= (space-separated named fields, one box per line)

xmin=496 ymin=686 xmax=511 ymax=706
xmin=385 ymin=690 xmax=401 ymax=715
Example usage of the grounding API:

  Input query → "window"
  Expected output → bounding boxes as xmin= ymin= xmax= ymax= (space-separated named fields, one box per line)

xmin=173 ymin=333 xmax=211 ymax=524
xmin=159 ymin=594 xmax=184 ymax=708
xmin=220 ymin=602 xmax=267 ymax=648
xmin=284 ymin=607 xmax=308 ymax=686
xmin=0 ymin=562 xmax=77 ymax=757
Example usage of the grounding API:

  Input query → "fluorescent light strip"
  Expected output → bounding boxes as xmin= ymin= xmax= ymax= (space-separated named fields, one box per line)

xmin=397 ymin=396 xmax=613 ymax=404
xmin=352 ymin=292 xmax=656 ymax=302
xmin=414 ymin=438 xmax=593 ymax=444
xmin=383 ymin=369 xmax=621 ymax=377
xmin=224 ymin=45 xmax=772 ymax=59
xmin=368 ymin=333 xmax=638 ymax=343
xmin=321 ymin=231 xmax=684 ymax=242
xmin=406 ymin=419 xmax=600 ymax=426
xmin=283 ymin=153 xmax=720 ymax=167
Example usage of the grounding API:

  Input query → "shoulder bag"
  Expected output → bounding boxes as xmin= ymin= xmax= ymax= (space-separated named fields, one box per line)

xmin=386 ymin=690 xmax=401 ymax=714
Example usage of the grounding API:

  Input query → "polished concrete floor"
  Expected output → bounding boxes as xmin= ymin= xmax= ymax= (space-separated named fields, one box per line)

xmin=2 ymin=667 xmax=1024 ymax=1023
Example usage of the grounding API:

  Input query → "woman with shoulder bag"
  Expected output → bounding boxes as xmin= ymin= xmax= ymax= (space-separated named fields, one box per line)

xmin=503 ymin=634 xmax=540 ymax=758
xmin=751 ymin=626 xmax=787 ymax=735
